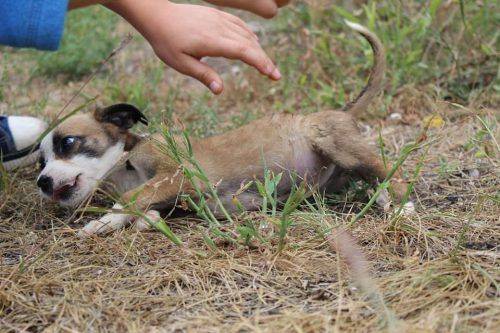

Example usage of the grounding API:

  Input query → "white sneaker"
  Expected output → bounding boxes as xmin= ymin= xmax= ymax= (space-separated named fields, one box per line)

xmin=0 ymin=116 xmax=48 ymax=171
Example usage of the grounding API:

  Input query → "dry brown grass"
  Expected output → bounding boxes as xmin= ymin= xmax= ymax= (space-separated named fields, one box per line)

xmin=1 ymin=112 xmax=498 ymax=332
xmin=1 ymin=1 xmax=499 ymax=332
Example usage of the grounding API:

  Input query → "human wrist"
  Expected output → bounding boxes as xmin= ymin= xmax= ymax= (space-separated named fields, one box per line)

xmin=104 ymin=0 xmax=139 ymax=17
xmin=105 ymin=0 xmax=173 ymax=18
xmin=105 ymin=0 xmax=173 ymax=41
xmin=69 ymin=0 xmax=112 ymax=10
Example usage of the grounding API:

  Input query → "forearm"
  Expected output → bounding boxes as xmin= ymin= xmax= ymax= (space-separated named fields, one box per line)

xmin=68 ymin=0 xmax=156 ymax=40
xmin=104 ymin=0 xmax=168 ymax=42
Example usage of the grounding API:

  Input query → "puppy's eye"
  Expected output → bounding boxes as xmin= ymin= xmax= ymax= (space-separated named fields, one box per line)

xmin=60 ymin=136 xmax=78 ymax=153
xmin=38 ymin=156 xmax=46 ymax=170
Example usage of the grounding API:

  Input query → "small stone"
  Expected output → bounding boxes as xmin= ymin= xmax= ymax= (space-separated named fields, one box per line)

xmin=389 ymin=112 xmax=402 ymax=120
xmin=469 ymin=169 xmax=480 ymax=179
xmin=231 ymin=65 xmax=241 ymax=76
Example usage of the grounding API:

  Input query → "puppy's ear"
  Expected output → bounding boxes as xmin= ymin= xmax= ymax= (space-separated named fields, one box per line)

xmin=94 ymin=103 xmax=148 ymax=129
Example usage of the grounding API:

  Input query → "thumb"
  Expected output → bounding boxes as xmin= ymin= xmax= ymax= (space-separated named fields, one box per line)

xmin=174 ymin=54 xmax=224 ymax=95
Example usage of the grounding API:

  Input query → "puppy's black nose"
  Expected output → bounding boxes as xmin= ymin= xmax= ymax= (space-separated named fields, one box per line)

xmin=37 ymin=175 xmax=53 ymax=195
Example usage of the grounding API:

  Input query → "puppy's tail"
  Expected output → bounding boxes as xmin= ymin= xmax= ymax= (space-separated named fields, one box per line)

xmin=342 ymin=20 xmax=385 ymax=117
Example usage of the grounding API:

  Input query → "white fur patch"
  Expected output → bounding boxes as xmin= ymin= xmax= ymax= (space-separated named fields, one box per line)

xmin=390 ymin=201 xmax=416 ymax=218
xmin=401 ymin=201 xmax=415 ymax=216
xmin=376 ymin=188 xmax=392 ymax=212
xmin=374 ymin=187 xmax=416 ymax=217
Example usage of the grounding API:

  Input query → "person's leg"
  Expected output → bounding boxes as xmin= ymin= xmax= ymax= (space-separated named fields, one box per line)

xmin=0 ymin=116 xmax=47 ymax=171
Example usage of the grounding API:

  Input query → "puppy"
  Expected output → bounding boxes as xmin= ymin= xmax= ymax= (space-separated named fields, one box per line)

xmin=37 ymin=22 xmax=413 ymax=236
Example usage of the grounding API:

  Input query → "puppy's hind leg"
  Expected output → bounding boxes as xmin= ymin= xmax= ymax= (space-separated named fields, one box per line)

xmin=309 ymin=117 xmax=411 ymax=211
xmin=323 ymin=166 xmax=350 ymax=193
xmin=350 ymin=151 xmax=414 ymax=215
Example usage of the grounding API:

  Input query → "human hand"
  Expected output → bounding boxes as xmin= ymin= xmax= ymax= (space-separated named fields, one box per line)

xmin=107 ymin=0 xmax=281 ymax=94
xmin=204 ymin=0 xmax=290 ymax=18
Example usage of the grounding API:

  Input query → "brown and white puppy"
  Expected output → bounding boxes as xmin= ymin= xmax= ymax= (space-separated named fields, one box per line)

xmin=37 ymin=104 xmax=147 ymax=207
xmin=37 ymin=22 xmax=414 ymax=236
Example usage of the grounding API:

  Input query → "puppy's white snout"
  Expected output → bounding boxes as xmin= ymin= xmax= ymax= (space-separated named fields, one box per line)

xmin=56 ymin=173 xmax=81 ymax=188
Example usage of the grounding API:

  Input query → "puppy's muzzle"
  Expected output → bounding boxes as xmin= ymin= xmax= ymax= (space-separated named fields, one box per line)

xmin=37 ymin=174 xmax=82 ymax=202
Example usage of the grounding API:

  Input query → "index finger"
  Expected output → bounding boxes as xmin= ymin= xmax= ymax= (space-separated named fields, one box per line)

xmin=223 ymin=37 xmax=281 ymax=80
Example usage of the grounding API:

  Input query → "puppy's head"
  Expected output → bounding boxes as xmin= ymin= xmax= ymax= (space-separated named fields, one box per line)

xmin=37 ymin=103 xmax=147 ymax=207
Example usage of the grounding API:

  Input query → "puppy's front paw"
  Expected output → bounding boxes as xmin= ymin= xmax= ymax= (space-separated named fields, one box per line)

xmin=134 ymin=210 xmax=161 ymax=231
xmin=77 ymin=204 xmax=133 ymax=237
xmin=77 ymin=222 xmax=101 ymax=238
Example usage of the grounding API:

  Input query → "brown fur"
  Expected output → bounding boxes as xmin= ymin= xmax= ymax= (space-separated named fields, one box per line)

xmin=118 ymin=112 xmax=407 ymax=215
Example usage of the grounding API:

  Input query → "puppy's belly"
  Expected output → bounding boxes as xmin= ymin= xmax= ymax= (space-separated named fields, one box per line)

xmin=293 ymin=148 xmax=335 ymax=188
xmin=205 ymin=152 xmax=334 ymax=215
